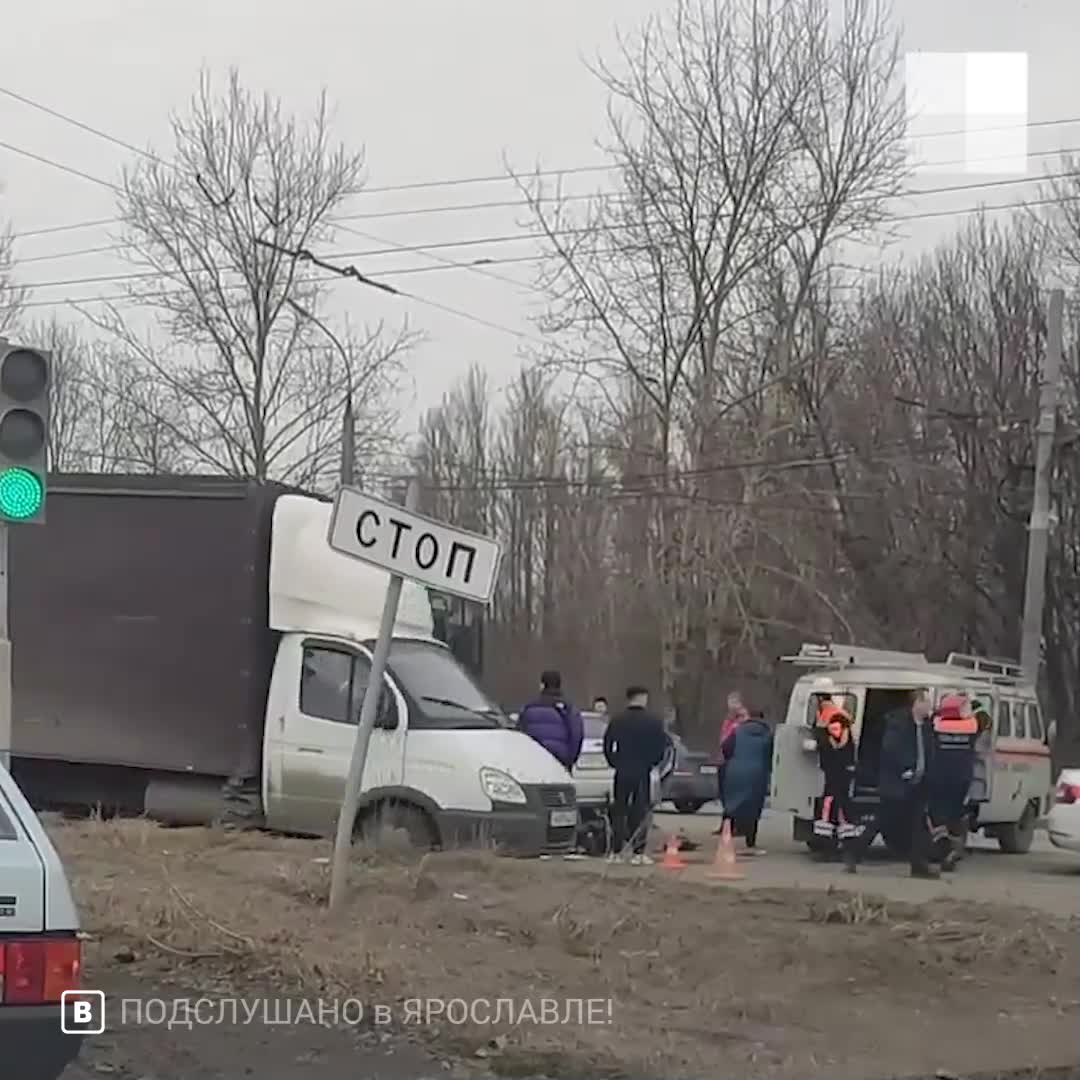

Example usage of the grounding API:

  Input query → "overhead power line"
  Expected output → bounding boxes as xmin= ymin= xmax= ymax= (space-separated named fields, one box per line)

xmin=0 ymin=139 xmax=119 ymax=192
xmin=249 ymin=238 xmax=549 ymax=344
xmin=0 ymin=86 xmax=161 ymax=165
xmin=5 ymin=82 xmax=1080 ymax=242
xmin=5 ymin=84 xmax=1080 ymax=346
xmin=19 ymin=140 xmax=1080 ymax=270
xmin=18 ymin=184 xmax=1080 ymax=320
xmin=363 ymin=438 xmax=951 ymax=492
xmin=16 ymin=164 xmax=1080 ymax=295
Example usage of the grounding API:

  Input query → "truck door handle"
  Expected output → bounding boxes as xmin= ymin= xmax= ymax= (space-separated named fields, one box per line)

xmin=298 ymin=746 xmax=324 ymax=755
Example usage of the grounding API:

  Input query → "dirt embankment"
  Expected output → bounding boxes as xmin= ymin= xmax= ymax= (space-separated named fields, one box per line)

xmin=53 ymin=820 xmax=1080 ymax=1080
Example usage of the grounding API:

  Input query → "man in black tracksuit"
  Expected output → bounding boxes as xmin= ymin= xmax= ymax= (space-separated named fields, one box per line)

xmin=602 ymin=685 xmax=669 ymax=863
xmin=877 ymin=688 xmax=937 ymax=879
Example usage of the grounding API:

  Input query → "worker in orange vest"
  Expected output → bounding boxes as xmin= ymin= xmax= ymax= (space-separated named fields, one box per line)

xmin=812 ymin=701 xmax=864 ymax=873
xmin=926 ymin=694 xmax=979 ymax=872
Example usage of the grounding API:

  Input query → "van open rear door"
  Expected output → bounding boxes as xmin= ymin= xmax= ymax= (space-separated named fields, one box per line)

xmin=771 ymin=685 xmax=822 ymax=819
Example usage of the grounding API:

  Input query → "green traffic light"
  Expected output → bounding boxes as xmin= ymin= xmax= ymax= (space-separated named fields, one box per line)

xmin=0 ymin=466 xmax=43 ymax=520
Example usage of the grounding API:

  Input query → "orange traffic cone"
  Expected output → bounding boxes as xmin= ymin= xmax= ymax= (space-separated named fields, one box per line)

xmin=659 ymin=834 xmax=687 ymax=869
xmin=707 ymin=819 xmax=744 ymax=880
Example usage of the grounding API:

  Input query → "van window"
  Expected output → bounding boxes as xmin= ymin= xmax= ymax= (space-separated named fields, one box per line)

xmin=352 ymin=655 xmax=398 ymax=731
xmin=1011 ymin=703 xmax=1027 ymax=738
xmin=300 ymin=646 xmax=396 ymax=729
xmin=387 ymin=639 xmax=505 ymax=729
xmin=0 ymin=803 xmax=17 ymax=841
xmin=996 ymin=700 xmax=1012 ymax=737
xmin=1027 ymin=704 xmax=1043 ymax=740
xmin=301 ymin=647 xmax=352 ymax=722
xmin=806 ymin=692 xmax=857 ymax=727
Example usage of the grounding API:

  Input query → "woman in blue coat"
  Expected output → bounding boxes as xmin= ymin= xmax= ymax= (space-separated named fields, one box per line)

xmin=719 ymin=710 xmax=773 ymax=854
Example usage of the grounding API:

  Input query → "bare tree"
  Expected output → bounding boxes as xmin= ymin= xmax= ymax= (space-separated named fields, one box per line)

xmin=414 ymin=212 xmax=1080 ymax=759
xmin=23 ymin=317 xmax=187 ymax=472
xmin=0 ymin=224 xmax=26 ymax=335
xmin=86 ymin=69 xmax=412 ymax=487
xmin=518 ymin=0 xmax=906 ymax=709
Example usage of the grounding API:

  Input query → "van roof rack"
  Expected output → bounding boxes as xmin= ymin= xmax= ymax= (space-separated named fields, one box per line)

xmin=779 ymin=642 xmax=930 ymax=669
xmin=943 ymin=652 xmax=1025 ymax=684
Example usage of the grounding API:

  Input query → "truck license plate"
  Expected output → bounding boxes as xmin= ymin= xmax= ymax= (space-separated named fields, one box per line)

xmin=549 ymin=809 xmax=577 ymax=828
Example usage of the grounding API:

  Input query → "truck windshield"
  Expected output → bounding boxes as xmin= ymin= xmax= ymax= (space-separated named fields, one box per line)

xmin=386 ymin=639 xmax=507 ymax=729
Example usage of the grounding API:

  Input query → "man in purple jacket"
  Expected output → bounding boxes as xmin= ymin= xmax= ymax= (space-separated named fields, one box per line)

xmin=516 ymin=670 xmax=584 ymax=772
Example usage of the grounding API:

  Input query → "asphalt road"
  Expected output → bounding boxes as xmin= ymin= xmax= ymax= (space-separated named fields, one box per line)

xmin=650 ymin=803 xmax=1080 ymax=916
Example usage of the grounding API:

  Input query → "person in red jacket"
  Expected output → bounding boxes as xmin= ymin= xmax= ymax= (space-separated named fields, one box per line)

xmin=719 ymin=692 xmax=750 ymax=750
xmin=713 ymin=692 xmax=749 ymax=832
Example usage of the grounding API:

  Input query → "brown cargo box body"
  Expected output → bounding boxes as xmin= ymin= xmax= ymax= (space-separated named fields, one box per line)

xmin=9 ymin=474 xmax=284 ymax=779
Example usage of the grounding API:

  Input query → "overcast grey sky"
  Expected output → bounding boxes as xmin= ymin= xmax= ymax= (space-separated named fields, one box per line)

xmin=2 ymin=0 xmax=1078 ymax=425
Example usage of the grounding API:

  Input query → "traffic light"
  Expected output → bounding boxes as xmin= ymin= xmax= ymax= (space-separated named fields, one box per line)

xmin=0 ymin=344 xmax=49 ymax=524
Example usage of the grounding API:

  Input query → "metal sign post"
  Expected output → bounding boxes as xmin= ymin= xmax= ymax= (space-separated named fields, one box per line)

xmin=328 ymin=478 xmax=419 ymax=913
xmin=324 ymin=479 xmax=502 ymax=912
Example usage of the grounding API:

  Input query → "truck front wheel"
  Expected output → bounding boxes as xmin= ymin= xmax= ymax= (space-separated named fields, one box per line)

xmin=356 ymin=802 xmax=439 ymax=851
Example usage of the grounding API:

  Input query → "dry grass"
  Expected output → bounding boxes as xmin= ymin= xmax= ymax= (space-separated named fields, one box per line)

xmin=53 ymin=818 xmax=1080 ymax=1080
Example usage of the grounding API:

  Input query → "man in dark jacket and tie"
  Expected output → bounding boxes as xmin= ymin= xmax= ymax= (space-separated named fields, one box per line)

xmin=603 ymin=685 xmax=669 ymax=864
xmin=878 ymin=688 xmax=937 ymax=879
xmin=516 ymin=670 xmax=584 ymax=772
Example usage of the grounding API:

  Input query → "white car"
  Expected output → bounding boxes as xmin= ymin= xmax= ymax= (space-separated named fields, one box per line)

xmin=1047 ymin=769 xmax=1080 ymax=853
xmin=0 ymin=761 xmax=85 ymax=1077
xmin=572 ymin=712 xmax=664 ymax=809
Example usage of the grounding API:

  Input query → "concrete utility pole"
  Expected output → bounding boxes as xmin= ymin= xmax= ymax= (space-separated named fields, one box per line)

xmin=1019 ymin=288 xmax=1064 ymax=684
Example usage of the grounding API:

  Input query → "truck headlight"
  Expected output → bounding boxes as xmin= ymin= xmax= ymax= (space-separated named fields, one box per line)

xmin=480 ymin=767 xmax=527 ymax=805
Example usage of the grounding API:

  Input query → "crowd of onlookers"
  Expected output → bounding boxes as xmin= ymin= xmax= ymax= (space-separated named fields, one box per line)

xmin=513 ymin=670 xmax=1026 ymax=879
xmin=513 ymin=672 xmax=773 ymax=863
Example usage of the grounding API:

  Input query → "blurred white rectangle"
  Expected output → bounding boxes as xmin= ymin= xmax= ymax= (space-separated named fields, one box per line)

xmin=905 ymin=51 xmax=1028 ymax=175
xmin=964 ymin=53 xmax=1028 ymax=174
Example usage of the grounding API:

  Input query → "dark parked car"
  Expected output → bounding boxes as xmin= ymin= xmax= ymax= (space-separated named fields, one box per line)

xmin=660 ymin=734 xmax=718 ymax=813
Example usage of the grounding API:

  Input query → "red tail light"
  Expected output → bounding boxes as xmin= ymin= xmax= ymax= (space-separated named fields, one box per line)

xmin=0 ymin=936 xmax=81 ymax=1004
xmin=1056 ymin=781 xmax=1080 ymax=806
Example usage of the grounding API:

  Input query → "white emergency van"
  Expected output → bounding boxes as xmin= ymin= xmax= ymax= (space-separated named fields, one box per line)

xmin=771 ymin=643 xmax=1054 ymax=855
